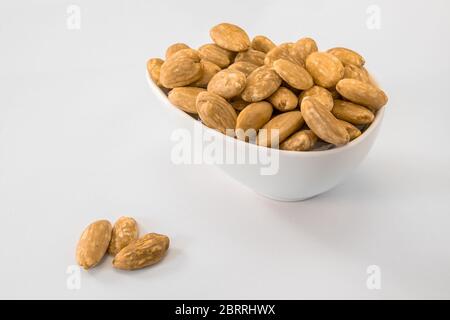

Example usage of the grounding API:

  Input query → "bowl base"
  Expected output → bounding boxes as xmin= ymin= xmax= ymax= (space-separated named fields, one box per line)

xmin=255 ymin=192 xmax=319 ymax=202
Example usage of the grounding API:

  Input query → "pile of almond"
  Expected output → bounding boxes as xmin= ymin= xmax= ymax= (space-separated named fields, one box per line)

xmin=147 ymin=23 xmax=388 ymax=151
xmin=76 ymin=217 xmax=170 ymax=271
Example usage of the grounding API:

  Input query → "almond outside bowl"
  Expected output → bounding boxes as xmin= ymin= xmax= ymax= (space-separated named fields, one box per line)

xmin=147 ymin=74 xmax=385 ymax=202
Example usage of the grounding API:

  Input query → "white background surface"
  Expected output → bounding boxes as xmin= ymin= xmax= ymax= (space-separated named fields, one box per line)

xmin=1 ymin=0 xmax=450 ymax=299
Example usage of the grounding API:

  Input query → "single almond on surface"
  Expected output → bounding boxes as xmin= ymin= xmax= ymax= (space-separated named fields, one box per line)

xmin=207 ymin=69 xmax=247 ymax=99
xmin=298 ymin=86 xmax=334 ymax=111
xmin=336 ymin=79 xmax=388 ymax=111
xmin=280 ymin=130 xmax=318 ymax=151
xmin=241 ymin=66 xmax=282 ymax=102
xmin=147 ymin=58 xmax=164 ymax=87
xmin=301 ymin=97 xmax=350 ymax=146
xmin=306 ymin=52 xmax=344 ymax=88
xmin=108 ymin=217 xmax=139 ymax=256
xmin=168 ymin=87 xmax=206 ymax=114
xmin=273 ymin=59 xmax=314 ymax=90
xmin=235 ymin=49 xmax=266 ymax=66
xmin=76 ymin=220 xmax=112 ymax=270
xmin=228 ymin=61 xmax=259 ymax=76
xmin=198 ymin=44 xmax=232 ymax=68
xmin=332 ymin=99 xmax=375 ymax=125
xmin=236 ymin=101 xmax=273 ymax=141
xmin=258 ymin=111 xmax=304 ymax=148
xmin=268 ymin=87 xmax=299 ymax=112
xmin=113 ymin=233 xmax=170 ymax=271
xmin=197 ymin=91 xmax=237 ymax=135
xmin=210 ymin=23 xmax=251 ymax=52
xmin=251 ymin=35 xmax=276 ymax=53
xmin=166 ymin=43 xmax=190 ymax=59
xmin=327 ymin=47 xmax=365 ymax=67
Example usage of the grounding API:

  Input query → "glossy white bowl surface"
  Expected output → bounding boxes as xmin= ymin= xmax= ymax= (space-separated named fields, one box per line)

xmin=148 ymin=75 xmax=385 ymax=201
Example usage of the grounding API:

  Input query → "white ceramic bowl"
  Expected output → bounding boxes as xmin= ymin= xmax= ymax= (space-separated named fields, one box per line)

xmin=148 ymin=76 xmax=385 ymax=201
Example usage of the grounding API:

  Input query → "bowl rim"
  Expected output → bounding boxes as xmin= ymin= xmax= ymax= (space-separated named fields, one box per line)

xmin=147 ymin=72 xmax=385 ymax=158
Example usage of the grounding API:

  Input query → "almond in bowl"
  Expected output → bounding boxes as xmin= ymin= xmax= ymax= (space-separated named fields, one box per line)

xmin=146 ymin=23 xmax=388 ymax=201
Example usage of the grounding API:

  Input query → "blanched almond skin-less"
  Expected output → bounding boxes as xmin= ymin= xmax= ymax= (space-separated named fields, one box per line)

xmin=258 ymin=111 xmax=304 ymax=148
xmin=273 ymin=59 xmax=314 ymax=90
xmin=251 ymin=35 xmax=276 ymax=53
xmin=76 ymin=220 xmax=112 ymax=270
xmin=339 ymin=120 xmax=362 ymax=141
xmin=327 ymin=47 xmax=365 ymax=67
xmin=293 ymin=37 xmax=318 ymax=62
xmin=336 ymin=79 xmax=388 ymax=111
xmin=332 ymin=100 xmax=375 ymax=125
xmin=198 ymin=44 xmax=232 ymax=68
xmin=168 ymin=87 xmax=206 ymax=114
xmin=280 ymin=130 xmax=318 ymax=151
xmin=197 ymin=91 xmax=237 ymax=135
xmin=193 ymin=60 xmax=221 ymax=88
xmin=268 ymin=87 xmax=299 ymax=112
xmin=344 ymin=64 xmax=371 ymax=84
xmin=165 ymin=43 xmax=190 ymax=59
xmin=306 ymin=52 xmax=344 ymax=88
xmin=236 ymin=102 xmax=273 ymax=141
xmin=298 ymin=86 xmax=334 ymax=111
xmin=301 ymin=97 xmax=350 ymax=146
xmin=207 ymin=69 xmax=247 ymax=99
xmin=108 ymin=217 xmax=139 ymax=256
xmin=113 ymin=233 xmax=170 ymax=271
xmin=241 ymin=66 xmax=282 ymax=102
xmin=235 ymin=49 xmax=266 ymax=66
xmin=228 ymin=61 xmax=258 ymax=76
xmin=147 ymin=58 xmax=164 ymax=87
xmin=210 ymin=23 xmax=251 ymax=52
xmin=160 ymin=57 xmax=203 ymax=88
